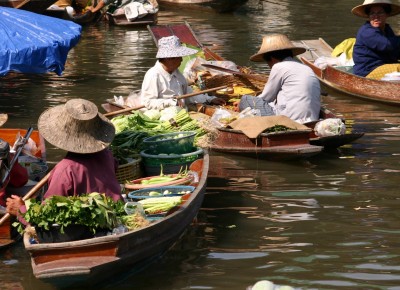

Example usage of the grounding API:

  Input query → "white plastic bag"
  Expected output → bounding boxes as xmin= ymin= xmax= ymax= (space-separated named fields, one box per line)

xmin=124 ymin=2 xmax=148 ymax=21
xmin=238 ymin=107 xmax=261 ymax=118
xmin=210 ymin=108 xmax=236 ymax=127
xmin=314 ymin=118 xmax=346 ymax=137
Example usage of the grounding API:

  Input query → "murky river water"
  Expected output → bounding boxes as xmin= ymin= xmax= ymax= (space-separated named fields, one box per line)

xmin=2 ymin=0 xmax=400 ymax=289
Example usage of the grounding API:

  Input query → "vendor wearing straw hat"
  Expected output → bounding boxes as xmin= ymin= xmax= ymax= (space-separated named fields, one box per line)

xmin=6 ymin=99 xmax=123 ymax=217
xmin=140 ymin=35 xmax=225 ymax=110
xmin=235 ymin=34 xmax=320 ymax=124
xmin=352 ymin=0 xmax=400 ymax=78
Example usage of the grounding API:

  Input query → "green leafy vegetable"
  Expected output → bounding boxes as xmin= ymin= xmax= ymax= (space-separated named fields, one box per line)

xmin=14 ymin=193 xmax=125 ymax=235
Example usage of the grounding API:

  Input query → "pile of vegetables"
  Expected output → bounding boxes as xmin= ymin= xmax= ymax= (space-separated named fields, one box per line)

xmin=111 ymin=108 xmax=207 ymax=144
xmin=138 ymin=196 xmax=182 ymax=215
xmin=138 ymin=166 xmax=190 ymax=186
xmin=263 ymin=125 xmax=293 ymax=133
xmin=16 ymin=193 xmax=126 ymax=235
xmin=110 ymin=130 xmax=149 ymax=164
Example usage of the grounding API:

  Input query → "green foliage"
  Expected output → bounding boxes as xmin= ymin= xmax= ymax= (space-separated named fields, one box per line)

xmin=14 ymin=193 xmax=126 ymax=235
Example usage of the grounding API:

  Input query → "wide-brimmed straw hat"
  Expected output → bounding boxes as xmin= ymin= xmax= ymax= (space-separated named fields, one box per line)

xmin=352 ymin=0 xmax=400 ymax=18
xmin=0 ymin=114 xmax=7 ymax=127
xmin=156 ymin=35 xmax=198 ymax=59
xmin=250 ymin=34 xmax=306 ymax=62
xmin=38 ymin=99 xmax=115 ymax=154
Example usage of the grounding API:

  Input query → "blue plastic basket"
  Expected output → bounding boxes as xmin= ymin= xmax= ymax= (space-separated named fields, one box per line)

xmin=127 ymin=185 xmax=195 ymax=201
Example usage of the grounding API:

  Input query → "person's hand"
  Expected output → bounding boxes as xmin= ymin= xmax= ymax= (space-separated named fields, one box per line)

xmin=233 ymin=100 xmax=240 ymax=112
xmin=209 ymin=98 xmax=226 ymax=106
xmin=6 ymin=195 xmax=24 ymax=217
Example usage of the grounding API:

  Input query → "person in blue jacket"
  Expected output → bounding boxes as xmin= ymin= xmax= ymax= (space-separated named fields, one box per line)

xmin=352 ymin=0 xmax=400 ymax=78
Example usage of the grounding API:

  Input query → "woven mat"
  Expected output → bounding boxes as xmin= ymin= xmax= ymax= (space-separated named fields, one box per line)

xmin=227 ymin=115 xmax=309 ymax=138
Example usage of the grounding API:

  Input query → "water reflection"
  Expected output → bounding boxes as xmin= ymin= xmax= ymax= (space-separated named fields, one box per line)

xmin=2 ymin=0 xmax=400 ymax=289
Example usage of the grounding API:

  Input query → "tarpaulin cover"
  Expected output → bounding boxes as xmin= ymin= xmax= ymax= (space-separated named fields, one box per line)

xmin=0 ymin=7 xmax=82 ymax=76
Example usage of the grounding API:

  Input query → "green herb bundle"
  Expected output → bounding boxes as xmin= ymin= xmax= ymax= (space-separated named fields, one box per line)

xmin=14 ymin=193 xmax=125 ymax=235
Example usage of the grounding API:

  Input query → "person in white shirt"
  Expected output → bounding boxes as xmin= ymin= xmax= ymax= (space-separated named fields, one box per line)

xmin=236 ymin=34 xmax=321 ymax=124
xmin=140 ymin=35 xmax=225 ymax=110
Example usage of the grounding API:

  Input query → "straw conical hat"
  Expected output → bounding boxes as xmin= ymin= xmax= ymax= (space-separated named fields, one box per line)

xmin=38 ymin=99 xmax=115 ymax=154
xmin=250 ymin=34 xmax=306 ymax=62
xmin=0 ymin=114 xmax=8 ymax=127
xmin=352 ymin=0 xmax=400 ymax=18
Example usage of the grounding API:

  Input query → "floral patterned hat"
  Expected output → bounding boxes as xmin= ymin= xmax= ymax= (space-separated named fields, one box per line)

xmin=156 ymin=36 xmax=198 ymax=59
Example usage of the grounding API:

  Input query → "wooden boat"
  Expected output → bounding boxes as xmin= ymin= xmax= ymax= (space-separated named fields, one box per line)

xmin=23 ymin=154 xmax=208 ymax=288
xmin=0 ymin=214 xmax=20 ymax=249
xmin=157 ymin=0 xmax=248 ymax=13
xmin=293 ymin=38 xmax=400 ymax=105
xmin=0 ymin=0 xmax=55 ymax=14
xmin=0 ymin=128 xmax=47 ymax=250
xmin=44 ymin=8 xmax=102 ymax=25
xmin=194 ymin=105 xmax=322 ymax=159
xmin=197 ymin=104 xmax=363 ymax=151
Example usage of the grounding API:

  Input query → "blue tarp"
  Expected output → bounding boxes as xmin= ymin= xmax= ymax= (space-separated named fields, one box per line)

xmin=0 ymin=7 xmax=82 ymax=76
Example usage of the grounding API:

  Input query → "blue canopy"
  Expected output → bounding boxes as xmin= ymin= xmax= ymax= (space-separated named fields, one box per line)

xmin=0 ymin=7 xmax=82 ymax=76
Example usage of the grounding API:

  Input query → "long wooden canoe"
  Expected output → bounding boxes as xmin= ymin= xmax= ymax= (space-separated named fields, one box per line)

xmin=23 ymin=154 xmax=208 ymax=288
xmin=0 ymin=128 xmax=47 ymax=249
xmin=157 ymin=0 xmax=248 ymax=13
xmin=194 ymin=105 xmax=322 ymax=159
xmin=294 ymin=38 xmax=400 ymax=105
xmin=0 ymin=0 xmax=55 ymax=13
xmin=197 ymin=104 xmax=363 ymax=150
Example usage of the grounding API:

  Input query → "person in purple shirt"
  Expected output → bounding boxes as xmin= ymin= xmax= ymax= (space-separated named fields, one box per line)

xmin=6 ymin=98 xmax=123 ymax=218
xmin=352 ymin=0 xmax=400 ymax=77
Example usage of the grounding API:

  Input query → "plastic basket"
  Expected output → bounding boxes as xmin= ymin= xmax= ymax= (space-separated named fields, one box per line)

xmin=127 ymin=185 xmax=195 ymax=201
xmin=142 ymin=131 xmax=196 ymax=154
xmin=116 ymin=158 xmax=142 ymax=184
xmin=140 ymin=148 xmax=203 ymax=176
xmin=28 ymin=162 xmax=48 ymax=182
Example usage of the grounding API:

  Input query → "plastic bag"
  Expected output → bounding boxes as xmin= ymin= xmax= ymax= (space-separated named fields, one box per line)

xmin=210 ymin=107 xmax=237 ymax=127
xmin=239 ymin=107 xmax=261 ymax=118
xmin=314 ymin=118 xmax=346 ymax=137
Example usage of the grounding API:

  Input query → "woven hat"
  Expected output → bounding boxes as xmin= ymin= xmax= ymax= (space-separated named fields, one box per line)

xmin=0 ymin=114 xmax=7 ymax=127
xmin=250 ymin=34 xmax=306 ymax=62
xmin=156 ymin=36 xmax=198 ymax=59
xmin=38 ymin=99 xmax=115 ymax=154
xmin=352 ymin=0 xmax=400 ymax=18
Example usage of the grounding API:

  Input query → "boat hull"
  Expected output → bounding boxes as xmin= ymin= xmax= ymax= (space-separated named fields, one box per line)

xmin=295 ymin=38 xmax=400 ymax=105
xmin=210 ymin=128 xmax=322 ymax=159
xmin=157 ymin=0 xmax=248 ymax=12
xmin=0 ymin=0 xmax=55 ymax=13
xmin=24 ymin=155 xmax=208 ymax=288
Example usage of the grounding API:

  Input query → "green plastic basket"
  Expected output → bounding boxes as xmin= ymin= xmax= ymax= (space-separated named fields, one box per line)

xmin=142 ymin=131 xmax=196 ymax=154
xmin=140 ymin=148 xmax=204 ymax=176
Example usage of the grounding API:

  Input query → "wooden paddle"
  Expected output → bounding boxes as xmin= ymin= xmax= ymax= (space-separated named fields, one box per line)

xmin=103 ymin=85 xmax=228 ymax=118
xmin=0 ymin=171 xmax=51 ymax=227
xmin=201 ymin=64 xmax=269 ymax=83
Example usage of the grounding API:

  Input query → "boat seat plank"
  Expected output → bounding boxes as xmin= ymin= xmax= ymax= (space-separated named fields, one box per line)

xmin=293 ymin=39 xmax=333 ymax=61
xmin=34 ymin=256 xmax=119 ymax=277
